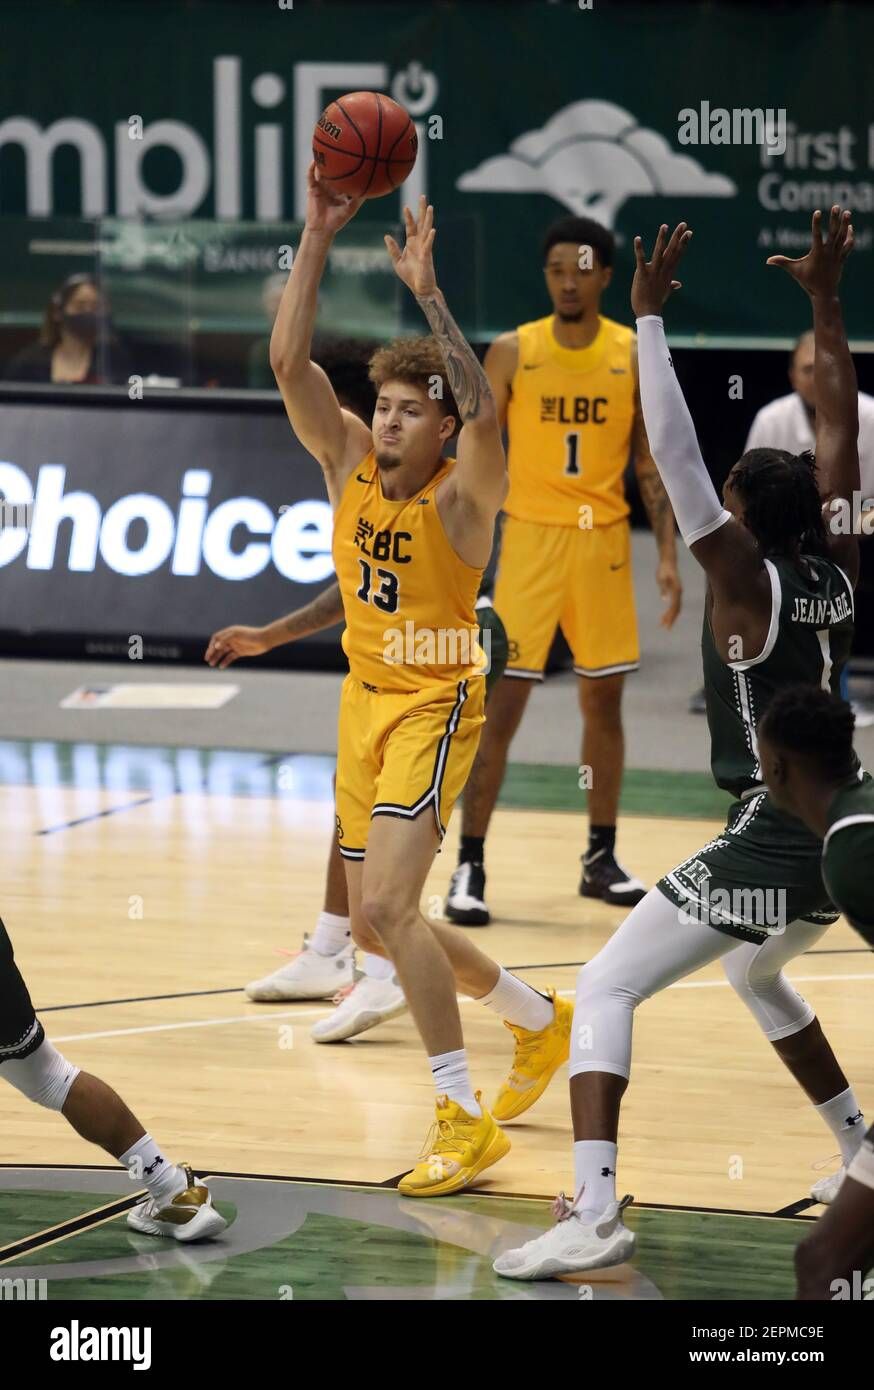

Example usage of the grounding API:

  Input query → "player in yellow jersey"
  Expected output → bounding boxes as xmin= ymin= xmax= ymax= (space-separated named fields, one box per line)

xmin=268 ymin=163 xmax=572 ymax=1195
xmin=446 ymin=217 xmax=682 ymax=923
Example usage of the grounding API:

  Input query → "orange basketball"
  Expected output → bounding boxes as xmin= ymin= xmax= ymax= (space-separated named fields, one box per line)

xmin=313 ymin=91 xmax=418 ymax=200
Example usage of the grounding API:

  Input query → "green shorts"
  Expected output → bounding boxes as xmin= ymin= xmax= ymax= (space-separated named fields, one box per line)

xmin=657 ymin=789 xmax=838 ymax=944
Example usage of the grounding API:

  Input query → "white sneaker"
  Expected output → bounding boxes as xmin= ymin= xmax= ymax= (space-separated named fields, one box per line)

xmin=811 ymin=1166 xmax=847 ymax=1204
xmin=310 ymin=970 xmax=408 ymax=1042
xmin=245 ymin=939 xmax=354 ymax=1001
xmin=127 ymin=1166 xmax=227 ymax=1243
xmin=493 ymin=1193 xmax=635 ymax=1280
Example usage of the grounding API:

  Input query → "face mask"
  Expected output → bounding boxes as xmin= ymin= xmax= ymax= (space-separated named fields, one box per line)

xmin=62 ymin=310 xmax=106 ymax=339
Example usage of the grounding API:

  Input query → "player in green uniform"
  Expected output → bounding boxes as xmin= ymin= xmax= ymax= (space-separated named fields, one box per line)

xmin=495 ymin=207 xmax=869 ymax=1280
xmin=758 ymin=685 xmax=874 ymax=1299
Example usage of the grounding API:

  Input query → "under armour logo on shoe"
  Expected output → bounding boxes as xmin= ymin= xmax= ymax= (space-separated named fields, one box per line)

xmin=846 ymin=1110 xmax=865 ymax=1127
xmin=143 ymin=1156 xmax=165 ymax=1177
xmin=601 ymin=1166 xmax=616 ymax=1177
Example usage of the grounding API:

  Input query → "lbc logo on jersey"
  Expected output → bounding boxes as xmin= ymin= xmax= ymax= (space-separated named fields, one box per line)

xmin=352 ymin=518 xmax=412 ymax=563
xmin=540 ymin=396 xmax=608 ymax=425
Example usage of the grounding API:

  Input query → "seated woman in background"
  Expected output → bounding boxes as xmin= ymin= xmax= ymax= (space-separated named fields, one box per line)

xmin=4 ymin=273 xmax=132 ymax=385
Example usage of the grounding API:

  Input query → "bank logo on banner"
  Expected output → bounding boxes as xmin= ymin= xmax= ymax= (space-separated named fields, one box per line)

xmin=456 ymin=100 xmax=736 ymax=228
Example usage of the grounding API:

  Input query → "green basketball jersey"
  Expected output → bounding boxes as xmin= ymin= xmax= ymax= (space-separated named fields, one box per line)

xmin=822 ymin=778 xmax=874 ymax=942
xmin=702 ymin=553 xmax=855 ymax=800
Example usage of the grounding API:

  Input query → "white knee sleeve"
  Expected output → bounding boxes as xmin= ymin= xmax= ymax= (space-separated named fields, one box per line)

xmin=721 ymin=918 xmax=829 ymax=1041
xmin=570 ymin=957 xmax=638 ymax=1081
xmin=2 ymin=1038 xmax=80 ymax=1111
xmin=569 ymin=888 xmax=736 ymax=1081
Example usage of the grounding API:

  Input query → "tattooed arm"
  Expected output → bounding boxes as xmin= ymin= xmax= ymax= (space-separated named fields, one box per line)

xmin=205 ymin=581 xmax=345 ymax=668
xmin=631 ymin=341 xmax=683 ymax=628
xmin=385 ymin=196 xmax=507 ymax=567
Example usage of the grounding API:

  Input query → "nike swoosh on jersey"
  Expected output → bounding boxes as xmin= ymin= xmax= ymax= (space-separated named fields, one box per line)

xmin=609 ymin=561 xmax=625 ymax=570
xmin=356 ymin=473 xmax=370 ymax=483
xmin=609 ymin=367 xmax=627 ymax=374
xmin=522 ymin=362 xmax=545 ymax=371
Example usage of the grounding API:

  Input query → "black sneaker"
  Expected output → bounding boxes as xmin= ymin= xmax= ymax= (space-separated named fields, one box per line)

xmin=579 ymin=850 xmax=647 ymax=907
xmin=445 ymin=861 xmax=490 ymax=926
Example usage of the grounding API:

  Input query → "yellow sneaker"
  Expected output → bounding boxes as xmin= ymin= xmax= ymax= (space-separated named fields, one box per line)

xmin=398 ymin=1093 xmax=511 ymax=1197
xmin=491 ymin=990 xmax=573 ymax=1122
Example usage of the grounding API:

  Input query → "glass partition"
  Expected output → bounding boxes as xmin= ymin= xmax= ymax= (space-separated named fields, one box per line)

xmin=0 ymin=214 xmax=482 ymax=391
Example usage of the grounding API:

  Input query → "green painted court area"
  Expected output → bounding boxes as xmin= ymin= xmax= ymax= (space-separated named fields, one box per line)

xmin=0 ymin=1169 xmax=809 ymax=1302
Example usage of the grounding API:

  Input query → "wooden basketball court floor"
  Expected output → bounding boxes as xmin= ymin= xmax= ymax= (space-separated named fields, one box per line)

xmin=0 ymin=738 xmax=871 ymax=1299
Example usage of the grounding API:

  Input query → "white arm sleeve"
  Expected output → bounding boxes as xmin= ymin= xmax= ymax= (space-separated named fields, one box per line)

xmin=636 ymin=315 xmax=732 ymax=547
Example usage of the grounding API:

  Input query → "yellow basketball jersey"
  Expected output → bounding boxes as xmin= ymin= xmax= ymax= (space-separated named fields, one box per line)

xmin=505 ymin=314 xmax=636 ymax=527
xmin=332 ymin=450 xmax=485 ymax=692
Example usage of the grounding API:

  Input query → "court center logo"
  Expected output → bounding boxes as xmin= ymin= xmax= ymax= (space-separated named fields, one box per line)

xmin=456 ymin=99 xmax=737 ymax=228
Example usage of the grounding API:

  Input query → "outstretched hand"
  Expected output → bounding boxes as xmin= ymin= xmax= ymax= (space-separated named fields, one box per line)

xmin=304 ymin=161 xmax=365 ymax=236
xmin=204 ymin=625 xmax=271 ymax=669
xmin=631 ymin=223 xmax=693 ymax=318
xmin=766 ymin=206 xmax=854 ymax=297
xmin=384 ymin=195 xmax=438 ymax=298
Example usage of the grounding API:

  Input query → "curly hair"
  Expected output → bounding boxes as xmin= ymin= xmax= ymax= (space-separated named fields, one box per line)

xmin=730 ymin=448 xmax=830 ymax=559
xmin=368 ymin=335 xmax=461 ymax=432
xmin=760 ymin=684 xmax=856 ymax=781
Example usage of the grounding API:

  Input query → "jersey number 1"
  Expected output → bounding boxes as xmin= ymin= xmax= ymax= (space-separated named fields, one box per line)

xmin=564 ymin=431 xmax=582 ymax=477
xmin=357 ymin=559 xmax=400 ymax=615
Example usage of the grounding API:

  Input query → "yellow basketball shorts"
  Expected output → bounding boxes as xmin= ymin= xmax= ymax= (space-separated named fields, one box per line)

xmin=493 ymin=514 xmax=640 ymax=680
xmin=335 ymin=674 xmax=486 ymax=859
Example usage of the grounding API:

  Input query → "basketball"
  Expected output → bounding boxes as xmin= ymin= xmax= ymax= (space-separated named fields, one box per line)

xmin=313 ymin=91 xmax=418 ymax=199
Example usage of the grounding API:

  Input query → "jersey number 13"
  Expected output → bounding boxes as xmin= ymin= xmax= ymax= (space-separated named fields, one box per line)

xmin=356 ymin=559 xmax=400 ymax=615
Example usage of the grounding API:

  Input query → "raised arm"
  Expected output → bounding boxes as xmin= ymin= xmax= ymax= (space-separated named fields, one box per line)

xmin=384 ymin=198 xmax=507 ymax=566
xmin=767 ymin=206 xmax=859 ymax=584
xmin=632 ymin=224 xmax=768 ymax=621
xmin=270 ymin=164 xmax=372 ymax=507
xmin=630 ymin=340 xmax=682 ymax=628
xmin=204 ymin=580 xmax=345 ymax=669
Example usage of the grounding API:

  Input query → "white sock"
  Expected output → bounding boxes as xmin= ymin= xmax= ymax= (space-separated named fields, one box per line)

xmin=362 ymin=952 xmax=394 ymax=981
xmin=572 ymin=1140 xmax=618 ymax=1217
xmin=477 ymin=968 xmax=554 ymax=1032
xmin=119 ymin=1134 xmax=187 ymax=1204
xmin=815 ymin=1087 xmax=866 ymax=1164
xmin=429 ymin=1048 xmax=481 ymax=1116
xmin=309 ymin=911 xmax=351 ymax=957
